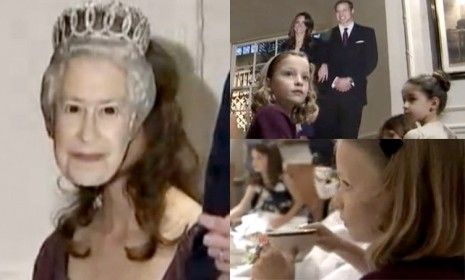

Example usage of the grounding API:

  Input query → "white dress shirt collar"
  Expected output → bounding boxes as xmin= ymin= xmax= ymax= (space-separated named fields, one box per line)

xmin=338 ymin=21 xmax=355 ymax=37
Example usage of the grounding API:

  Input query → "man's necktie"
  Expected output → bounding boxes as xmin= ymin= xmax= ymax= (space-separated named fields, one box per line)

xmin=343 ymin=27 xmax=349 ymax=46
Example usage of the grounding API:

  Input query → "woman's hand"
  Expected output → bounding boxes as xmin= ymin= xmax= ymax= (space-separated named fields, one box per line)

xmin=318 ymin=63 xmax=328 ymax=83
xmin=334 ymin=77 xmax=353 ymax=93
xmin=252 ymin=246 xmax=295 ymax=280
xmin=199 ymin=214 xmax=230 ymax=279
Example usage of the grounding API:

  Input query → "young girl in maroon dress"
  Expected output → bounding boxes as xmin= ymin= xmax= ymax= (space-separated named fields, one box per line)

xmin=246 ymin=51 xmax=319 ymax=139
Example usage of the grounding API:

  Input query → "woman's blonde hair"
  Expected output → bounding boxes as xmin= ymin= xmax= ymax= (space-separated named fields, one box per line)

xmin=251 ymin=51 xmax=318 ymax=124
xmin=348 ymin=140 xmax=465 ymax=269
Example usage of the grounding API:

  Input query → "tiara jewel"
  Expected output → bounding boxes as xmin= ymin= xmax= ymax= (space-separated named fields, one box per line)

xmin=52 ymin=1 xmax=150 ymax=55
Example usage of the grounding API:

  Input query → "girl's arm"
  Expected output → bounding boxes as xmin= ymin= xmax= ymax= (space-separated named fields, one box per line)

xmin=302 ymin=223 xmax=370 ymax=274
xmin=270 ymin=198 xmax=303 ymax=229
xmin=229 ymin=185 xmax=256 ymax=221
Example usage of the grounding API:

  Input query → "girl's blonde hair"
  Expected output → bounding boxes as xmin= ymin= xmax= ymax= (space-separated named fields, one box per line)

xmin=251 ymin=50 xmax=318 ymax=124
xmin=345 ymin=140 xmax=464 ymax=269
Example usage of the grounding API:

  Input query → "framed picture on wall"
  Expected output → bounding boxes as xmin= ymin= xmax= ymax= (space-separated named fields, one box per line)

xmin=433 ymin=0 xmax=465 ymax=77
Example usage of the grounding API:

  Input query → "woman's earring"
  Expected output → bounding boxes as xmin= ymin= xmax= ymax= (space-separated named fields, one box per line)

xmin=269 ymin=92 xmax=276 ymax=103
xmin=93 ymin=194 xmax=103 ymax=209
xmin=57 ymin=175 xmax=77 ymax=194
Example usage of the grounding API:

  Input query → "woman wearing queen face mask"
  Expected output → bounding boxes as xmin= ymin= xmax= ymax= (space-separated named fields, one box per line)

xmin=252 ymin=140 xmax=464 ymax=279
xmin=33 ymin=2 xmax=205 ymax=279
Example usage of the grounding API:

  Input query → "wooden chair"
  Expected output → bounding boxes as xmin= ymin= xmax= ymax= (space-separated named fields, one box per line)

xmin=283 ymin=164 xmax=326 ymax=222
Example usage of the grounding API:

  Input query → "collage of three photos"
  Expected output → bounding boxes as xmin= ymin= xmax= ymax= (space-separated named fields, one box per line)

xmin=0 ymin=0 xmax=463 ymax=279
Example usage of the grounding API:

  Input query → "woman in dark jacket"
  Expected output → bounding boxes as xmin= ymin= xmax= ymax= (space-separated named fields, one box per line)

xmin=280 ymin=12 xmax=326 ymax=138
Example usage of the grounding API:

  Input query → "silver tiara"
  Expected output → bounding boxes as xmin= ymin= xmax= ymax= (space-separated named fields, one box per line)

xmin=52 ymin=1 xmax=151 ymax=55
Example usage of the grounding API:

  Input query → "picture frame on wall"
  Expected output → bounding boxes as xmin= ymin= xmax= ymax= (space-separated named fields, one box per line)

xmin=433 ymin=0 xmax=465 ymax=78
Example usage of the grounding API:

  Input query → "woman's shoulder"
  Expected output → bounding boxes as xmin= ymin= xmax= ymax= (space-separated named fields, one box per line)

xmin=33 ymin=230 xmax=67 ymax=280
xmin=161 ymin=189 xmax=205 ymax=279
xmin=161 ymin=187 xmax=202 ymax=239
xmin=165 ymin=187 xmax=201 ymax=219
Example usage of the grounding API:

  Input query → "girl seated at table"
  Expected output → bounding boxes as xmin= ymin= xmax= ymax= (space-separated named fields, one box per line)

xmin=230 ymin=143 xmax=303 ymax=229
xmin=252 ymin=140 xmax=464 ymax=279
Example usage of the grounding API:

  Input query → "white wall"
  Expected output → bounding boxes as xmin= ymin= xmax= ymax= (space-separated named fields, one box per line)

xmin=0 ymin=0 xmax=229 ymax=279
xmin=384 ymin=0 xmax=409 ymax=119
xmin=383 ymin=0 xmax=465 ymax=138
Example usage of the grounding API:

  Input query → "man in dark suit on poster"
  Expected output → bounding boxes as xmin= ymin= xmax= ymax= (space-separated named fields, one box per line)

xmin=316 ymin=0 xmax=378 ymax=138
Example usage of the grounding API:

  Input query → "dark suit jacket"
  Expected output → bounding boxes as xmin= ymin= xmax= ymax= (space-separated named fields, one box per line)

xmin=202 ymin=73 xmax=230 ymax=217
xmin=187 ymin=74 xmax=230 ymax=280
xmin=321 ymin=23 xmax=378 ymax=105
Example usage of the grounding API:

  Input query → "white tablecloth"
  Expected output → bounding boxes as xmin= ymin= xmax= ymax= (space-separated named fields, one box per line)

xmin=231 ymin=211 xmax=366 ymax=280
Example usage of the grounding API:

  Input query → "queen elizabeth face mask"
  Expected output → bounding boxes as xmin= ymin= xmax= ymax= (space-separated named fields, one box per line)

xmin=53 ymin=56 xmax=134 ymax=187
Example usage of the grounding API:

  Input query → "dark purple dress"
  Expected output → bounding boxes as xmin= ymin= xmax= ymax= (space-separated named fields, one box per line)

xmin=32 ymin=224 xmax=202 ymax=280
xmin=246 ymin=104 xmax=296 ymax=139
xmin=361 ymin=256 xmax=465 ymax=279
